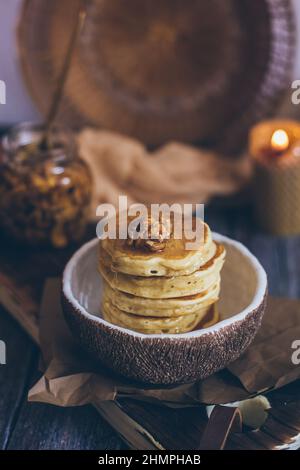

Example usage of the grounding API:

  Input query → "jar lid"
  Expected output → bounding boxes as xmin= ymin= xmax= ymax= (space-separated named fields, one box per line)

xmin=1 ymin=123 xmax=77 ymax=166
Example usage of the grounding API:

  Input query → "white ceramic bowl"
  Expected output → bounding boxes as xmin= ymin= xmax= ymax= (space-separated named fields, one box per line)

xmin=62 ymin=234 xmax=268 ymax=385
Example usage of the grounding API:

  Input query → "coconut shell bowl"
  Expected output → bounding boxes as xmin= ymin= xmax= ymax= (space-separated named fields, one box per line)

xmin=62 ymin=234 xmax=268 ymax=385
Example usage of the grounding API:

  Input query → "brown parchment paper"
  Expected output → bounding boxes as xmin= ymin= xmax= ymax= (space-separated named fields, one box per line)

xmin=29 ymin=279 xmax=300 ymax=407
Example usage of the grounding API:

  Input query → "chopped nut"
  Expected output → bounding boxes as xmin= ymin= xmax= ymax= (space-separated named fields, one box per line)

xmin=127 ymin=214 xmax=171 ymax=252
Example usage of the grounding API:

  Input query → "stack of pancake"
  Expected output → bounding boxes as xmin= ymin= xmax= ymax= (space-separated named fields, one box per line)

xmin=98 ymin=217 xmax=225 ymax=334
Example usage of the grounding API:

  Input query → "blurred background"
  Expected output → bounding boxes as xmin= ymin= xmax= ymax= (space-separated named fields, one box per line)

xmin=1 ymin=0 xmax=300 ymax=245
xmin=0 ymin=0 xmax=299 ymax=136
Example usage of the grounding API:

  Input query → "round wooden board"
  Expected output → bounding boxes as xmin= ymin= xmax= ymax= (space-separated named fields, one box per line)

xmin=18 ymin=0 xmax=295 ymax=152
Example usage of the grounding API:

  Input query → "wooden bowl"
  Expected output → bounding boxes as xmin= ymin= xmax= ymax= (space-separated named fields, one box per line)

xmin=62 ymin=234 xmax=268 ymax=385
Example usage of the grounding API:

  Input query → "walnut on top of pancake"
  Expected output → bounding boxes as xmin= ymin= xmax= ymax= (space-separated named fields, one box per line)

xmin=127 ymin=213 xmax=172 ymax=253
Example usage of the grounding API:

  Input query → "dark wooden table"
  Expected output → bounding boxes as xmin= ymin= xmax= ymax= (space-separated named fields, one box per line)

xmin=0 ymin=205 xmax=299 ymax=449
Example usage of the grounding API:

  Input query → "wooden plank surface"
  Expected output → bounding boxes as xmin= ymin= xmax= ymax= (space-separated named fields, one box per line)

xmin=0 ymin=205 xmax=299 ymax=449
xmin=0 ymin=308 xmax=36 ymax=449
xmin=0 ymin=307 xmax=126 ymax=450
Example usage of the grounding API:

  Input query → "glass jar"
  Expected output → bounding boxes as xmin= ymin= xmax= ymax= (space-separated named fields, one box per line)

xmin=0 ymin=123 xmax=92 ymax=247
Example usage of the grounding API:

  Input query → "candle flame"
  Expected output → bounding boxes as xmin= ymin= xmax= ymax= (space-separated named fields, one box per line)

xmin=271 ymin=129 xmax=289 ymax=153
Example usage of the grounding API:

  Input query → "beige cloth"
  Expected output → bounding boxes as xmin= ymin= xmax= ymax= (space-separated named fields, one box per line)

xmin=78 ymin=129 xmax=252 ymax=212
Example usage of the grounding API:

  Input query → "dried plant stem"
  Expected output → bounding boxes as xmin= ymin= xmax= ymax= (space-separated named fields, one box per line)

xmin=39 ymin=0 xmax=87 ymax=149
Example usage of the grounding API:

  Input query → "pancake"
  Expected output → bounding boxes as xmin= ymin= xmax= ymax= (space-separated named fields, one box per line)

xmin=102 ymin=298 xmax=213 ymax=334
xmin=100 ymin=221 xmax=214 ymax=277
xmin=103 ymin=280 xmax=220 ymax=317
xmin=98 ymin=213 xmax=225 ymax=334
xmin=98 ymin=242 xmax=225 ymax=299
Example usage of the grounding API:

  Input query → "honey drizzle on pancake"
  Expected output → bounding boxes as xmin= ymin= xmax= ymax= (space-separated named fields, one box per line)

xmin=104 ymin=223 xmax=208 ymax=260
xmin=193 ymin=304 xmax=219 ymax=330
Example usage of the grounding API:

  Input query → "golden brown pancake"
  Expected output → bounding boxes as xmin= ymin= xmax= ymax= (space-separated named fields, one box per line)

xmin=103 ymin=280 xmax=219 ymax=317
xmin=102 ymin=298 xmax=213 ymax=334
xmin=100 ymin=221 xmax=213 ymax=277
xmin=98 ymin=242 xmax=225 ymax=299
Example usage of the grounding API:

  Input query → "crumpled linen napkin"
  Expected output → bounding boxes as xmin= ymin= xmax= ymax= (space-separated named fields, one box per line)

xmin=78 ymin=129 xmax=252 ymax=212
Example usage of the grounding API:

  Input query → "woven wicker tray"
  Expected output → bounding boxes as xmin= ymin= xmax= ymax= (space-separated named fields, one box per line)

xmin=18 ymin=0 xmax=295 ymax=153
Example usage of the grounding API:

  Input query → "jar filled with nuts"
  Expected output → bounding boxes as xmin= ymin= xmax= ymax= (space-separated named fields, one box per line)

xmin=0 ymin=123 xmax=92 ymax=248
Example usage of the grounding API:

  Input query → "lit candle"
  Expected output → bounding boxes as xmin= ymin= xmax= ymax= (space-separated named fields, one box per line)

xmin=256 ymin=128 xmax=290 ymax=161
xmin=270 ymin=129 xmax=289 ymax=154
xmin=249 ymin=120 xmax=300 ymax=235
